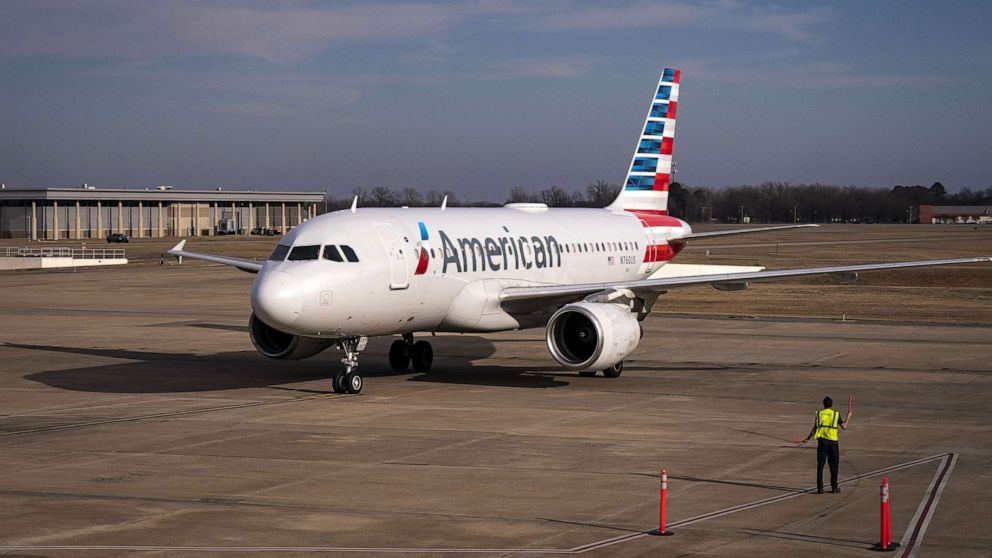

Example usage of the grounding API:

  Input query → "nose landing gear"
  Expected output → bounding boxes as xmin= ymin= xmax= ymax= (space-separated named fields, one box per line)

xmin=388 ymin=333 xmax=433 ymax=373
xmin=332 ymin=337 xmax=366 ymax=394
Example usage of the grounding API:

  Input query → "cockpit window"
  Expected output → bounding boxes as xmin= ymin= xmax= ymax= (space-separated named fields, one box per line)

xmin=287 ymin=245 xmax=320 ymax=261
xmin=323 ymin=245 xmax=343 ymax=262
xmin=340 ymin=245 xmax=359 ymax=262
xmin=268 ymin=244 xmax=291 ymax=261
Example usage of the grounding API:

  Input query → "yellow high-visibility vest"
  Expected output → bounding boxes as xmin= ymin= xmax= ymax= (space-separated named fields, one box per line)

xmin=814 ymin=409 xmax=840 ymax=441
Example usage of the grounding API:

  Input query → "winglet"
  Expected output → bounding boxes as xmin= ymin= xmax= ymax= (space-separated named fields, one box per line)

xmin=167 ymin=239 xmax=186 ymax=264
xmin=350 ymin=195 xmax=358 ymax=213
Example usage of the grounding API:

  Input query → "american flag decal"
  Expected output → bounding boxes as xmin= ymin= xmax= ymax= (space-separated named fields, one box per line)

xmin=608 ymin=255 xmax=615 ymax=265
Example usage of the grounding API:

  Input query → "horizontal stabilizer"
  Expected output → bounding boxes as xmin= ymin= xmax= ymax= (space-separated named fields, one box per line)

xmin=672 ymin=224 xmax=818 ymax=241
xmin=649 ymin=263 xmax=765 ymax=279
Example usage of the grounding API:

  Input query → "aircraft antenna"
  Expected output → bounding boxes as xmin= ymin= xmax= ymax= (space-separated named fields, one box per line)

xmin=441 ymin=195 xmax=448 ymax=211
xmin=350 ymin=195 xmax=358 ymax=213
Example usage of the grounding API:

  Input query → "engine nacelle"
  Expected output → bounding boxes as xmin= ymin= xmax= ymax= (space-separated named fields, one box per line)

xmin=249 ymin=313 xmax=335 ymax=360
xmin=546 ymin=302 xmax=641 ymax=371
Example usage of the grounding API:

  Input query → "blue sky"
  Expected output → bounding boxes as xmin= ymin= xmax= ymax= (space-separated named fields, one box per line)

xmin=1 ymin=1 xmax=990 ymax=200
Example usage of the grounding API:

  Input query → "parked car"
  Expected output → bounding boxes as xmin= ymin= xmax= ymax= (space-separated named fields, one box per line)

xmin=106 ymin=233 xmax=129 ymax=243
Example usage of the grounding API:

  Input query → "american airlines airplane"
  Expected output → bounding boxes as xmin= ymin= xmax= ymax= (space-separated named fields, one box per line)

xmin=169 ymin=68 xmax=989 ymax=394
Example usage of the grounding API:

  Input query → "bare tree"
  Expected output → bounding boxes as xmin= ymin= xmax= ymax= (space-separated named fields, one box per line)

xmin=399 ymin=187 xmax=423 ymax=207
xmin=584 ymin=180 xmax=621 ymax=207
xmin=424 ymin=189 xmax=446 ymax=206
xmin=540 ymin=185 xmax=572 ymax=207
xmin=350 ymin=187 xmax=367 ymax=202
xmin=368 ymin=186 xmax=396 ymax=207
xmin=507 ymin=186 xmax=538 ymax=203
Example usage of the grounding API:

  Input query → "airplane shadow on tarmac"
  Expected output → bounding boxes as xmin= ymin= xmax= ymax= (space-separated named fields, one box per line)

xmin=10 ymin=329 xmax=570 ymax=394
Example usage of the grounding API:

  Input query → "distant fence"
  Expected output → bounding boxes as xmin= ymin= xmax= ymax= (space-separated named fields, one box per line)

xmin=0 ymin=246 xmax=126 ymax=259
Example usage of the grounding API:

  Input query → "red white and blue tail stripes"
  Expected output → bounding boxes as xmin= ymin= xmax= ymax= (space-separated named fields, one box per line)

xmin=609 ymin=67 xmax=680 ymax=214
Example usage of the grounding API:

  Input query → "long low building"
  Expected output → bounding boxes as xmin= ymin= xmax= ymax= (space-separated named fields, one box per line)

xmin=0 ymin=186 xmax=325 ymax=240
xmin=918 ymin=204 xmax=992 ymax=224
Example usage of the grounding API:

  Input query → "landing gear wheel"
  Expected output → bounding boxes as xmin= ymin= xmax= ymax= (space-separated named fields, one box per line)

xmin=389 ymin=339 xmax=411 ymax=371
xmin=578 ymin=371 xmax=597 ymax=377
xmin=332 ymin=372 xmax=347 ymax=393
xmin=410 ymin=340 xmax=433 ymax=372
xmin=344 ymin=372 xmax=363 ymax=394
xmin=602 ymin=361 xmax=624 ymax=378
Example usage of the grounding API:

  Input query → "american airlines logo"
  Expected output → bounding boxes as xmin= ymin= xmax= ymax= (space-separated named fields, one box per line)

xmin=437 ymin=229 xmax=562 ymax=273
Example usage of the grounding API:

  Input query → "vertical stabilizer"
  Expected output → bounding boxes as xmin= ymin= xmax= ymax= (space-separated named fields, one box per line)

xmin=608 ymin=67 xmax=680 ymax=213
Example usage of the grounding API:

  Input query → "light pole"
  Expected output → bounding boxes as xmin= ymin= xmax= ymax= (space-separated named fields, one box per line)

xmin=739 ymin=205 xmax=744 ymax=224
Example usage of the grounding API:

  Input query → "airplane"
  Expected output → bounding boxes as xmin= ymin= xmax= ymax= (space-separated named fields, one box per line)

xmin=169 ymin=67 xmax=990 ymax=394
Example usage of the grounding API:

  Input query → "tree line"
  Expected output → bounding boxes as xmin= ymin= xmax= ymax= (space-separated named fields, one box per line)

xmin=324 ymin=181 xmax=992 ymax=223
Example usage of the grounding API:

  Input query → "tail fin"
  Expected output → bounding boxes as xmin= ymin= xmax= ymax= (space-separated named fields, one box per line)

xmin=608 ymin=67 xmax=680 ymax=214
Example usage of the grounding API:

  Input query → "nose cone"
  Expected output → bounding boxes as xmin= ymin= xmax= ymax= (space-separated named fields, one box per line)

xmin=251 ymin=270 xmax=303 ymax=328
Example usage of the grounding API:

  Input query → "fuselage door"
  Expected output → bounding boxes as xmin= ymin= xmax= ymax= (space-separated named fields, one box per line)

xmin=373 ymin=222 xmax=410 ymax=290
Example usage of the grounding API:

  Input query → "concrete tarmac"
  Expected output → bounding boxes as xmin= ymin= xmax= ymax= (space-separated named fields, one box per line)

xmin=0 ymin=263 xmax=990 ymax=557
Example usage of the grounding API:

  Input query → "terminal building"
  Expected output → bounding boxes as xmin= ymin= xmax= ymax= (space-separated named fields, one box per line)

xmin=918 ymin=205 xmax=992 ymax=224
xmin=0 ymin=186 xmax=325 ymax=240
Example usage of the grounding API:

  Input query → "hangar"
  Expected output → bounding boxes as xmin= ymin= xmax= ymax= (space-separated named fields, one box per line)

xmin=0 ymin=185 xmax=325 ymax=240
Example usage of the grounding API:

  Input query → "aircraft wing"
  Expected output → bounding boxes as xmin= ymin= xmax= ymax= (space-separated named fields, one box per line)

xmin=672 ymin=223 xmax=818 ymax=241
xmin=500 ymin=256 xmax=991 ymax=310
xmin=166 ymin=240 xmax=263 ymax=274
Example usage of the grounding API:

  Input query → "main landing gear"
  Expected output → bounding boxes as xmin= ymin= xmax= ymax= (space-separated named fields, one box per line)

xmin=389 ymin=333 xmax=433 ymax=372
xmin=578 ymin=361 xmax=624 ymax=378
xmin=332 ymin=337 xmax=366 ymax=394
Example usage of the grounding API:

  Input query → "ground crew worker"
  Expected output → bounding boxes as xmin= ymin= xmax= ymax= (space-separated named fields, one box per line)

xmin=803 ymin=396 xmax=852 ymax=493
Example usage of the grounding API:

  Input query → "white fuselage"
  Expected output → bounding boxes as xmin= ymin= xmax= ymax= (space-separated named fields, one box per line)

xmin=250 ymin=206 xmax=691 ymax=338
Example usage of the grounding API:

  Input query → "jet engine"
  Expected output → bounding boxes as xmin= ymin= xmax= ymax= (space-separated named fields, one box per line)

xmin=249 ymin=313 xmax=335 ymax=360
xmin=545 ymin=302 xmax=641 ymax=371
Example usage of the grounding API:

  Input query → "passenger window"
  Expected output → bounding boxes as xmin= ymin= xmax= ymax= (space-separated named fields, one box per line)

xmin=323 ymin=245 xmax=343 ymax=262
xmin=341 ymin=245 xmax=359 ymax=262
xmin=268 ymin=244 xmax=291 ymax=261
xmin=287 ymin=245 xmax=320 ymax=261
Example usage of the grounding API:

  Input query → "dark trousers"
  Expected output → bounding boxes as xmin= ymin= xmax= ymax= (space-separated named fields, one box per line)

xmin=817 ymin=439 xmax=840 ymax=491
